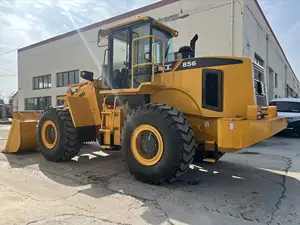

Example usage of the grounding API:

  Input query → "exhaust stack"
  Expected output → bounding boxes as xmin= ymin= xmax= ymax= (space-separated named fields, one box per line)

xmin=190 ymin=34 xmax=198 ymax=58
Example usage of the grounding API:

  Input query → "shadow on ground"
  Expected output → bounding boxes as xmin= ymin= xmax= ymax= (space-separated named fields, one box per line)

xmin=3 ymin=141 xmax=300 ymax=225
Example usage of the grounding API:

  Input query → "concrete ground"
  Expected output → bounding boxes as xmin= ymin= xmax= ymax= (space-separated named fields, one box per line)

xmin=0 ymin=125 xmax=299 ymax=225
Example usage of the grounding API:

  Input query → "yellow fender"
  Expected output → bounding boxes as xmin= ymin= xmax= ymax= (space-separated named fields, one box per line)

xmin=2 ymin=112 xmax=40 ymax=153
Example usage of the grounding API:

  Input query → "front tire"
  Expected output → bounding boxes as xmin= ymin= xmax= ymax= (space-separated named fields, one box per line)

xmin=37 ymin=107 xmax=80 ymax=162
xmin=121 ymin=103 xmax=196 ymax=184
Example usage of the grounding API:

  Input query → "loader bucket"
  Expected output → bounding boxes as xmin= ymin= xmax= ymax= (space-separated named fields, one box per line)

xmin=2 ymin=112 xmax=40 ymax=153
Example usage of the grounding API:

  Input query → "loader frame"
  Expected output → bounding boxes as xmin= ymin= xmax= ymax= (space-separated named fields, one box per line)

xmin=3 ymin=16 xmax=287 ymax=184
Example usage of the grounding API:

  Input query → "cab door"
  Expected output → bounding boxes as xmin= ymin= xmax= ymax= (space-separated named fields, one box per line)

xmin=107 ymin=28 xmax=130 ymax=89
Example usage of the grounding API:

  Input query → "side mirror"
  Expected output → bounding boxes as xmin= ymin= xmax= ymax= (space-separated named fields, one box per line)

xmin=81 ymin=71 xmax=94 ymax=82
xmin=97 ymin=29 xmax=108 ymax=47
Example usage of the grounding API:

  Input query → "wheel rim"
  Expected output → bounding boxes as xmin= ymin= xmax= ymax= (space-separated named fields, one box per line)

xmin=41 ymin=120 xmax=58 ymax=149
xmin=131 ymin=124 xmax=163 ymax=166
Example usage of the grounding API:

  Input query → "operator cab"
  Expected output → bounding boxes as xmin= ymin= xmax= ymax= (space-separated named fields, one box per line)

xmin=97 ymin=16 xmax=178 ymax=90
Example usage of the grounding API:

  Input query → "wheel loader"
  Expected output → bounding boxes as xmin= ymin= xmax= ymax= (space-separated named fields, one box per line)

xmin=3 ymin=16 xmax=287 ymax=184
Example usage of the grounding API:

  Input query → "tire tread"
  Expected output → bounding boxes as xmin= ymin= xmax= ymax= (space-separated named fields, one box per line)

xmin=39 ymin=107 xmax=80 ymax=162
xmin=122 ymin=103 xmax=196 ymax=184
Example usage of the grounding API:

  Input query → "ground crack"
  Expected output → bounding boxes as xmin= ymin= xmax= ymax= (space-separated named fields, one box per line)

xmin=240 ymin=213 xmax=254 ymax=222
xmin=153 ymin=200 xmax=175 ymax=225
xmin=104 ymin=184 xmax=174 ymax=225
xmin=267 ymin=157 xmax=292 ymax=225
xmin=255 ymin=171 xmax=281 ymax=185
xmin=108 ymin=190 xmax=174 ymax=225
xmin=0 ymin=183 xmax=41 ymax=202
xmin=0 ymin=183 xmax=79 ymax=202
xmin=26 ymin=213 xmax=130 ymax=225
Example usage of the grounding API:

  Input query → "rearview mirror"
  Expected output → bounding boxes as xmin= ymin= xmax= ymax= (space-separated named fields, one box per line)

xmin=81 ymin=71 xmax=94 ymax=82
xmin=97 ymin=29 xmax=108 ymax=47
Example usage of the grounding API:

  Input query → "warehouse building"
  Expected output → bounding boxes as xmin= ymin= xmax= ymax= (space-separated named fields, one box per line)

xmin=15 ymin=0 xmax=299 ymax=111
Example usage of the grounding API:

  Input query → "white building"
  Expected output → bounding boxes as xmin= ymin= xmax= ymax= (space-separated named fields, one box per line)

xmin=16 ymin=0 xmax=299 ymax=111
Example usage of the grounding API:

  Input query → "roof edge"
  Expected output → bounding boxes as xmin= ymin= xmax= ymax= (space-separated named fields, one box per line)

xmin=11 ymin=91 xmax=18 ymax=98
xmin=18 ymin=0 xmax=179 ymax=53
xmin=253 ymin=0 xmax=298 ymax=83
xmin=17 ymin=0 xmax=298 ymax=84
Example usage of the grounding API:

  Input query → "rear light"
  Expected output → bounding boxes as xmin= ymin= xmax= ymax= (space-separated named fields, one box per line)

xmin=247 ymin=105 xmax=265 ymax=120
xmin=257 ymin=111 xmax=262 ymax=120
xmin=267 ymin=106 xmax=277 ymax=117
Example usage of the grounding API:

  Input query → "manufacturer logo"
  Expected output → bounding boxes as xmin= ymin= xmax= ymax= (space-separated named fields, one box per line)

xmin=165 ymin=64 xmax=172 ymax=71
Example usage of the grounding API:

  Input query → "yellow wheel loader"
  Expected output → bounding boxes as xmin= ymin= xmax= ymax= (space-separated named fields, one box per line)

xmin=3 ymin=16 xmax=287 ymax=184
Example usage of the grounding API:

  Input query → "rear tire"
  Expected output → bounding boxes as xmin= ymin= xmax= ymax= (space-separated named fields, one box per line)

xmin=37 ymin=107 xmax=80 ymax=162
xmin=121 ymin=103 xmax=196 ymax=184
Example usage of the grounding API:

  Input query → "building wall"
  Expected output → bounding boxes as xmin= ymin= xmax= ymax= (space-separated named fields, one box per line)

xmin=17 ymin=0 xmax=243 ymax=111
xmin=12 ymin=92 xmax=18 ymax=112
xmin=243 ymin=0 xmax=300 ymax=101
xmin=17 ymin=0 xmax=298 ymax=110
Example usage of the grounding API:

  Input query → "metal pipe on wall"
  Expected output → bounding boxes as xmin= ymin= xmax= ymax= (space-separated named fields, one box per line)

xmin=265 ymin=34 xmax=269 ymax=102
xmin=230 ymin=0 xmax=234 ymax=56
xmin=285 ymin=64 xmax=287 ymax=97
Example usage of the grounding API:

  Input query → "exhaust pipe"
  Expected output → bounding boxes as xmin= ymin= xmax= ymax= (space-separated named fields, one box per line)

xmin=190 ymin=34 xmax=198 ymax=58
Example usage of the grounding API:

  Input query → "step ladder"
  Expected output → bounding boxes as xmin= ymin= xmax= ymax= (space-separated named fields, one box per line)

xmin=100 ymin=96 xmax=119 ymax=133
xmin=203 ymin=158 xmax=216 ymax=163
xmin=203 ymin=141 xmax=217 ymax=163
xmin=99 ymin=96 xmax=119 ymax=148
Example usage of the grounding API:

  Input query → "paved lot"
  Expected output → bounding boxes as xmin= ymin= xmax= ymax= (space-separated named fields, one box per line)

xmin=0 ymin=124 xmax=299 ymax=225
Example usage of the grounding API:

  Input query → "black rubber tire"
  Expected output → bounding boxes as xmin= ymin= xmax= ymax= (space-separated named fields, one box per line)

xmin=121 ymin=103 xmax=196 ymax=184
xmin=37 ymin=107 xmax=81 ymax=162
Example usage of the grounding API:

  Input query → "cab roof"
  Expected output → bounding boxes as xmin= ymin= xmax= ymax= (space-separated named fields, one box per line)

xmin=101 ymin=16 xmax=178 ymax=37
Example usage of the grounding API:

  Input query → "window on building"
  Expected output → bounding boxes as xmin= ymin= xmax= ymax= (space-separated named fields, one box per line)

xmin=33 ymin=75 xmax=51 ymax=90
xmin=293 ymin=78 xmax=296 ymax=89
xmin=57 ymin=70 xmax=79 ymax=87
xmin=253 ymin=63 xmax=266 ymax=95
xmin=286 ymin=85 xmax=295 ymax=98
xmin=254 ymin=53 xmax=264 ymax=67
xmin=275 ymin=73 xmax=278 ymax=88
xmin=25 ymin=96 xmax=51 ymax=110
xmin=24 ymin=98 xmax=36 ymax=110
xmin=254 ymin=68 xmax=264 ymax=81
xmin=56 ymin=95 xmax=65 ymax=106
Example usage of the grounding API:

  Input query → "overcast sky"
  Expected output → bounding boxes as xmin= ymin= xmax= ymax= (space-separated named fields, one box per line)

xmin=0 ymin=0 xmax=299 ymax=98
